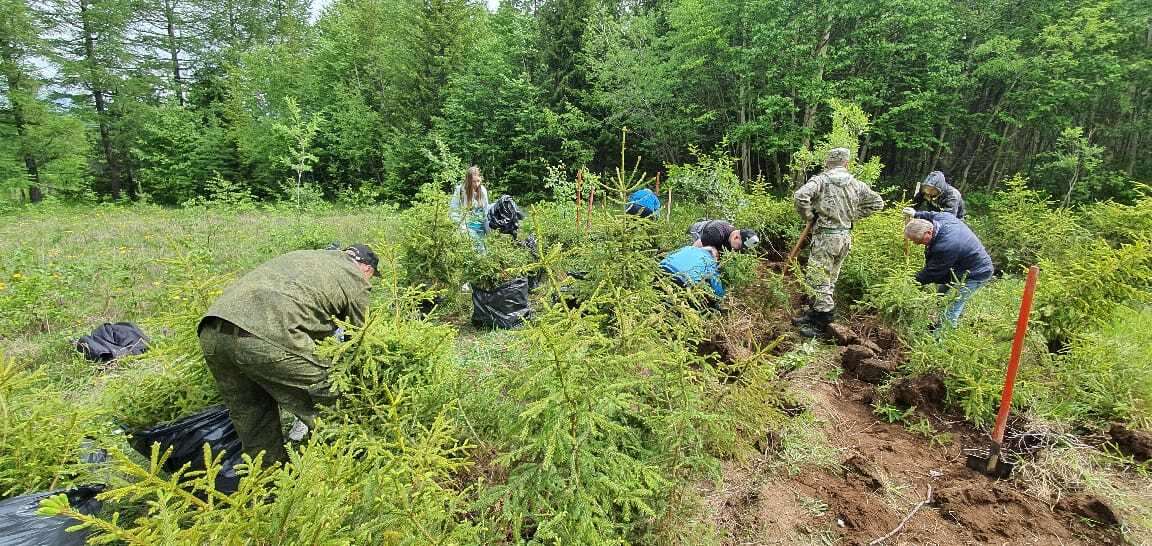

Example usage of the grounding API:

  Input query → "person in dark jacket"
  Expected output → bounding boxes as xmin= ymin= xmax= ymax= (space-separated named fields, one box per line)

xmin=911 ymin=171 xmax=966 ymax=219
xmin=903 ymin=209 xmax=993 ymax=329
xmin=198 ymin=245 xmax=377 ymax=463
xmin=688 ymin=220 xmax=759 ymax=253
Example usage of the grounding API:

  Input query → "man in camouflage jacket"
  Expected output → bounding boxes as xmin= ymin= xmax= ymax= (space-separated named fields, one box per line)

xmin=197 ymin=245 xmax=377 ymax=463
xmin=792 ymin=148 xmax=885 ymax=336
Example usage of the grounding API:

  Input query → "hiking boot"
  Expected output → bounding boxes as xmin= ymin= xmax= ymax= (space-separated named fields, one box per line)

xmin=791 ymin=310 xmax=816 ymax=327
xmin=797 ymin=310 xmax=834 ymax=338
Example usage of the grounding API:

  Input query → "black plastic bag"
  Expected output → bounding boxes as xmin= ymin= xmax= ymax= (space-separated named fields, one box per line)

xmin=0 ymin=485 xmax=103 ymax=546
xmin=487 ymin=195 xmax=525 ymax=235
xmin=74 ymin=322 xmax=148 ymax=362
xmin=471 ymin=277 xmax=532 ymax=329
xmin=129 ymin=406 xmax=243 ymax=493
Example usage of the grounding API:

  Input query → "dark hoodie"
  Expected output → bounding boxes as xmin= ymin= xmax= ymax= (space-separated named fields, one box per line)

xmin=912 ymin=171 xmax=966 ymax=219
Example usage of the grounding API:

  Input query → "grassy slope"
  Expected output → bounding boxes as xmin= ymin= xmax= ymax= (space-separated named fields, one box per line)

xmin=2 ymin=202 xmax=1149 ymax=542
xmin=0 ymin=204 xmax=399 ymax=374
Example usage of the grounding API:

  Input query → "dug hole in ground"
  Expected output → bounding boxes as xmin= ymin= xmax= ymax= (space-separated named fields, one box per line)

xmin=695 ymin=294 xmax=1134 ymax=545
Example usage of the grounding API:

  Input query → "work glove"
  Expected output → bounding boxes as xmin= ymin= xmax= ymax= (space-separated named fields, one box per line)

xmin=902 ymin=207 xmax=916 ymax=220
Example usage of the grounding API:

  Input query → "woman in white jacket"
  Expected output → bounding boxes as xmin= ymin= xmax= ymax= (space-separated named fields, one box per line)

xmin=450 ymin=166 xmax=490 ymax=244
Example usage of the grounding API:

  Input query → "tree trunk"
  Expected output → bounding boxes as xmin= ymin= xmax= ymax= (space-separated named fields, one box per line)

xmin=738 ymin=93 xmax=751 ymax=183
xmin=0 ymin=41 xmax=44 ymax=202
xmin=791 ymin=14 xmax=833 ymax=187
xmin=80 ymin=0 xmax=121 ymax=200
xmin=163 ymin=0 xmax=184 ymax=106
xmin=930 ymin=125 xmax=947 ymax=173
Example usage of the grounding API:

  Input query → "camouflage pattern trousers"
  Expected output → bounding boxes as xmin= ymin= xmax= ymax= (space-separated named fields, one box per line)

xmin=199 ymin=325 xmax=333 ymax=464
xmin=805 ymin=231 xmax=852 ymax=313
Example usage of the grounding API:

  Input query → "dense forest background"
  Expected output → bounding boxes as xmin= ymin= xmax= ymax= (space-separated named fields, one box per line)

xmin=1 ymin=0 xmax=1149 ymax=206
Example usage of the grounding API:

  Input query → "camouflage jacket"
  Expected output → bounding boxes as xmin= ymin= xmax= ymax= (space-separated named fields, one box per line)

xmin=201 ymin=250 xmax=371 ymax=366
xmin=794 ymin=167 xmax=885 ymax=230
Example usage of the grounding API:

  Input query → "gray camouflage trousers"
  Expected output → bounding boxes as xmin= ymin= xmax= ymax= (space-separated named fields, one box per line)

xmin=805 ymin=231 xmax=852 ymax=313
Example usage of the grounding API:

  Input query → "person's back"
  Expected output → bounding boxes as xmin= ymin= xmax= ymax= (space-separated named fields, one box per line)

xmin=199 ymin=245 xmax=377 ymax=464
xmin=202 ymin=250 xmax=371 ymax=364
xmin=626 ymin=188 xmax=661 ymax=218
xmin=795 ymin=166 xmax=884 ymax=230
xmin=916 ymin=212 xmax=992 ymax=284
xmin=660 ymin=246 xmax=724 ymax=297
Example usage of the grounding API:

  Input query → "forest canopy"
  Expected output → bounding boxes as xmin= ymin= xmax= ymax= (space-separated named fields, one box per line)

xmin=1 ymin=0 xmax=1149 ymax=206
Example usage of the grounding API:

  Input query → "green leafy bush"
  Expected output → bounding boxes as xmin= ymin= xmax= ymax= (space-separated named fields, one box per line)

xmin=0 ymin=355 xmax=116 ymax=498
xmin=1076 ymin=196 xmax=1152 ymax=246
xmin=45 ymin=296 xmax=480 ymax=544
xmin=41 ymin=408 xmax=480 ymax=544
xmin=838 ymin=209 xmax=911 ymax=305
xmin=970 ymin=176 xmax=1092 ymax=271
xmin=465 ymin=234 xmax=541 ymax=291
xmin=902 ymin=279 xmax=1055 ymax=427
xmin=1035 ymin=239 xmax=1152 ymax=345
xmin=729 ymin=187 xmax=804 ymax=252
xmin=180 ymin=174 xmax=259 ymax=212
xmin=480 ymin=305 xmax=676 ymax=542
xmin=665 ymin=148 xmax=745 ymax=217
xmin=719 ymin=251 xmax=760 ymax=292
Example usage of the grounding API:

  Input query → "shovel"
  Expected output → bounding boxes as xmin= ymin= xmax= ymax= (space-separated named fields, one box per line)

xmin=782 ymin=218 xmax=815 ymax=268
xmin=965 ymin=265 xmax=1039 ymax=479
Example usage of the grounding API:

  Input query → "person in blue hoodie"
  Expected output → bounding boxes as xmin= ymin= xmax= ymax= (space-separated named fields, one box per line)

xmin=903 ymin=208 xmax=994 ymax=329
xmin=625 ymin=188 xmax=662 ymax=218
xmin=659 ymin=245 xmax=725 ymax=299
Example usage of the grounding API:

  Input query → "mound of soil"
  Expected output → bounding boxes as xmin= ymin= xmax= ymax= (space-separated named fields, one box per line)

xmin=892 ymin=374 xmax=947 ymax=412
xmin=839 ymin=343 xmax=897 ymax=385
xmin=703 ymin=366 xmax=1123 ymax=545
xmin=1109 ymin=424 xmax=1152 ymax=462
xmin=1056 ymin=493 xmax=1121 ymax=526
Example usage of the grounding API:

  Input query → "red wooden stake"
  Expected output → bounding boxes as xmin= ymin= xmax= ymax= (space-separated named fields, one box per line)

xmin=575 ymin=169 xmax=584 ymax=228
xmin=586 ymin=186 xmax=596 ymax=234
xmin=654 ymin=172 xmax=661 ymax=194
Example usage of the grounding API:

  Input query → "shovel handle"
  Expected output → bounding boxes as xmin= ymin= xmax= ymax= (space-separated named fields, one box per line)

xmin=786 ymin=219 xmax=815 ymax=264
xmin=991 ymin=265 xmax=1039 ymax=444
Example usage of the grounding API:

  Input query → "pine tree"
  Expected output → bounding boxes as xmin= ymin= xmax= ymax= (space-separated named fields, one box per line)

xmin=0 ymin=0 xmax=47 ymax=201
xmin=42 ymin=0 xmax=134 ymax=199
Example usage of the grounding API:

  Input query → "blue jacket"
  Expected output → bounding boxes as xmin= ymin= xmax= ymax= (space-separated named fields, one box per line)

xmin=660 ymin=246 xmax=725 ymax=297
xmin=626 ymin=188 xmax=662 ymax=217
xmin=914 ymin=211 xmax=993 ymax=285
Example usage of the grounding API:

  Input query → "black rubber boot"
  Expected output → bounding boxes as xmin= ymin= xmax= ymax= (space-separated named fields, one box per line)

xmin=791 ymin=310 xmax=816 ymax=327
xmin=797 ymin=310 xmax=834 ymax=338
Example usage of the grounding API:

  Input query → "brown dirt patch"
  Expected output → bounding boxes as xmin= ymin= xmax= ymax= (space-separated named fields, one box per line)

xmin=892 ymin=374 xmax=948 ymax=412
xmin=703 ymin=361 xmax=1124 ymax=545
xmin=1109 ymin=424 xmax=1152 ymax=462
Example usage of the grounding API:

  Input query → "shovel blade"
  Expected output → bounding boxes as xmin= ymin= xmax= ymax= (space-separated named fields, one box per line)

xmin=965 ymin=452 xmax=1014 ymax=479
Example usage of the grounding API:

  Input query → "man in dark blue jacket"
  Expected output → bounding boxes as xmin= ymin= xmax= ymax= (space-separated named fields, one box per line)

xmin=902 ymin=209 xmax=994 ymax=329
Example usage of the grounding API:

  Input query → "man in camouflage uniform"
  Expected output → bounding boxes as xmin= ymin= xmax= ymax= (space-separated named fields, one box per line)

xmin=792 ymin=148 xmax=885 ymax=336
xmin=197 ymin=244 xmax=377 ymax=463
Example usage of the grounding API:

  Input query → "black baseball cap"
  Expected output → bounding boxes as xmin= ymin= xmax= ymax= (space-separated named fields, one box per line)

xmin=344 ymin=244 xmax=381 ymax=276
